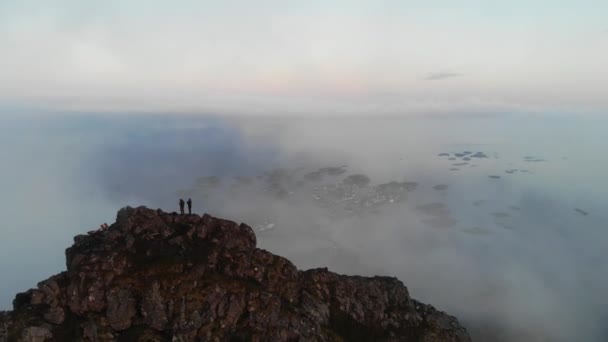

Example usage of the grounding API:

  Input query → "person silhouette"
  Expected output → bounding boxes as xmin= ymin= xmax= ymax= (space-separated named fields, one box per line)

xmin=179 ymin=198 xmax=185 ymax=215
xmin=187 ymin=198 xmax=192 ymax=215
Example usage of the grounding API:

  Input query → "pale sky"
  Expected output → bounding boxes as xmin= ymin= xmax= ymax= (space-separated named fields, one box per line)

xmin=0 ymin=0 xmax=607 ymax=115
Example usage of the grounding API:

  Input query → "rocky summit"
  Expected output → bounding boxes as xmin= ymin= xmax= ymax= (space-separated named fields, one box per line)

xmin=0 ymin=207 xmax=470 ymax=341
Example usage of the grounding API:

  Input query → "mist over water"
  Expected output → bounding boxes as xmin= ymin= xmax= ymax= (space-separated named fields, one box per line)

xmin=1 ymin=113 xmax=607 ymax=341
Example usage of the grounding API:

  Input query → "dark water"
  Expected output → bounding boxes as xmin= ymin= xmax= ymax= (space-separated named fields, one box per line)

xmin=1 ymin=113 xmax=607 ymax=341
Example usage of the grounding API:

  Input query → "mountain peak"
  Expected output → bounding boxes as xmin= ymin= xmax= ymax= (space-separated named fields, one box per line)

xmin=1 ymin=206 xmax=470 ymax=341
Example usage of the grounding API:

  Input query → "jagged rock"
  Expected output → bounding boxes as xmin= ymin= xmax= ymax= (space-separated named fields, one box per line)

xmin=0 ymin=206 xmax=470 ymax=341
xmin=42 ymin=308 xmax=64 ymax=326
xmin=141 ymin=282 xmax=169 ymax=330
xmin=106 ymin=288 xmax=137 ymax=330
xmin=0 ymin=312 xmax=11 ymax=342
xmin=21 ymin=325 xmax=53 ymax=342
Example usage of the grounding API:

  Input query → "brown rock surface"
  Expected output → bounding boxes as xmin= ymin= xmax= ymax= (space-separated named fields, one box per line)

xmin=0 ymin=207 xmax=470 ymax=341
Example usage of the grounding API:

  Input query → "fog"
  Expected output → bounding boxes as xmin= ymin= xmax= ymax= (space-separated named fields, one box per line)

xmin=1 ymin=113 xmax=607 ymax=341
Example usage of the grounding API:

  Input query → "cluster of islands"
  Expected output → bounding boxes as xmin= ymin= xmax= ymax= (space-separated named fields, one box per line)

xmin=437 ymin=150 xmax=536 ymax=176
xmin=177 ymin=150 xmax=589 ymax=237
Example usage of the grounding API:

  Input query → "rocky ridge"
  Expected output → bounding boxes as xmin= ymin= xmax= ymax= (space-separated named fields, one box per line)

xmin=0 ymin=207 xmax=470 ymax=341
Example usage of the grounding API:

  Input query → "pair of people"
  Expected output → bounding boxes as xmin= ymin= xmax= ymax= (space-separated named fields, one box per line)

xmin=179 ymin=198 xmax=192 ymax=215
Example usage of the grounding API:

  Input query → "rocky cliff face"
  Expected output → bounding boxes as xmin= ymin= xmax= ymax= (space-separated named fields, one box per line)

xmin=0 ymin=207 xmax=470 ymax=341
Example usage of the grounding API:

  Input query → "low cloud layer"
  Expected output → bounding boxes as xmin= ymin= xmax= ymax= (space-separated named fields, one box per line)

xmin=1 ymin=114 xmax=607 ymax=341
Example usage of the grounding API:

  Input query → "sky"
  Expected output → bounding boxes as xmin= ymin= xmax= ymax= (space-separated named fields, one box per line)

xmin=0 ymin=0 xmax=607 ymax=115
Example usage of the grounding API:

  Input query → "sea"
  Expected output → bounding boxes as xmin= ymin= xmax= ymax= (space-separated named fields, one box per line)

xmin=0 ymin=113 xmax=606 ymax=341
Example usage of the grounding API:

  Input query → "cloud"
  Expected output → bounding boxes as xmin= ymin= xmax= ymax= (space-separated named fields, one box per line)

xmin=1 ymin=2 xmax=608 ymax=115
xmin=2 ymin=114 xmax=608 ymax=341
xmin=424 ymin=71 xmax=463 ymax=81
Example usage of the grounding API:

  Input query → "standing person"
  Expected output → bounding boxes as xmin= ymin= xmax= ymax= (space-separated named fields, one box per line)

xmin=187 ymin=198 xmax=192 ymax=215
xmin=179 ymin=198 xmax=185 ymax=215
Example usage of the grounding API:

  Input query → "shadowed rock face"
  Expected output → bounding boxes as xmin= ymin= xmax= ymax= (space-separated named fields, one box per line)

xmin=0 ymin=207 xmax=470 ymax=342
